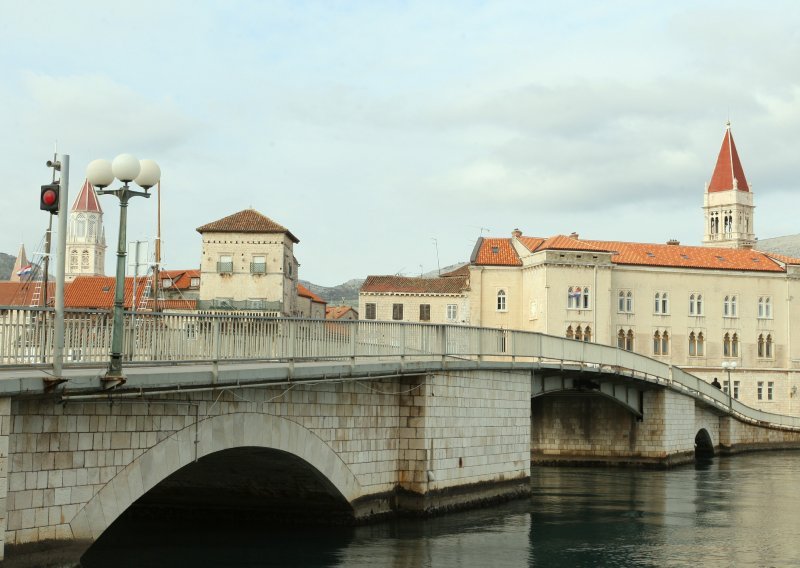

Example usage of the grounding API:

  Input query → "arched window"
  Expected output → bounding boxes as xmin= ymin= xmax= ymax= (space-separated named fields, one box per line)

xmin=81 ymin=250 xmax=89 ymax=269
xmin=757 ymin=334 xmax=765 ymax=358
xmin=568 ymin=287 xmax=579 ymax=309
xmin=496 ymin=289 xmax=506 ymax=311
xmin=617 ymin=330 xmax=625 ymax=349
xmin=88 ymin=217 xmax=97 ymax=239
xmin=766 ymin=334 xmax=773 ymax=358
xmin=697 ymin=332 xmax=705 ymax=356
xmin=566 ymin=326 xmax=574 ymax=339
xmin=689 ymin=294 xmax=696 ymax=315
xmin=582 ymin=287 xmax=590 ymax=309
xmin=584 ymin=326 xmax=592 ymax=343
xmin=696 ymin=294 xmax=703 ymax=315
xmin=765 ymin=297 xmax=771 ymax=318
xmin=688 ymin=332 xmax=697 ymax=356
xmin=723 ymin=296 xmax=730 ymax=316
xmin=69 ymin=250 xmax=78 ymax=272
xmin=662 ymin=331 xmax=669 ymax=355
xmin=626 ymin=329 xmax=634 ymax=351
xmin=731 ymin=333 xmax=739 ymax=358
xmin=654 ymin=292 xmax=661 ymax=313
xmin=653 ymin=331 xmax=661 ymax=355
xmin=575 ymin=326 xmax=583 ymax=341
xmin=731 ymin=296 xmax=738 ymax=317
xmin=75 ymin=214 xmax=86 ymax=237
xmin=758 ymin=297 xmax=764 ymax=318
xmin=723 ymin=333 xmax=731 ymax=357
xmin=618 ymin=291 xmax=625 ymax=312
xmin=626 ymin=291 xmax=633 ymax=312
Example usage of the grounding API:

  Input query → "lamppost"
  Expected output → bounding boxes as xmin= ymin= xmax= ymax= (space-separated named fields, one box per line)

xmin=722 ymin=360 xmax=737 ymax=409
xmin=86 ymin=154 xmax=161 ymax=383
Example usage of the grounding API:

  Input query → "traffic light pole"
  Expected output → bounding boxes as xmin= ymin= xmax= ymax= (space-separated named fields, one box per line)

xmin=53 ymin=154 xmax=69 ymax=378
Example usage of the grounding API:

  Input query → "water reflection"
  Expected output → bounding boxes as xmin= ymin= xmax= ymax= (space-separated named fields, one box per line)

xmin=83 ymin=452 xmax=800 ymax=567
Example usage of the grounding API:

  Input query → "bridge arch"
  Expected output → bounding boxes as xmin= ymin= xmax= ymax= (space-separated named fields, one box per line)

xmin=695 ymin=428 xmax=715 ymax=459
xmin=69 ymin=412 xmax=363 ymax=543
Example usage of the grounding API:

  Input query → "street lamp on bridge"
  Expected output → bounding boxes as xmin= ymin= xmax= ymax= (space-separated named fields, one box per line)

xmin=86 ymin=154 xmax=161 ymax=384
xmin=722 ymin=360 xmax=737 ymax=408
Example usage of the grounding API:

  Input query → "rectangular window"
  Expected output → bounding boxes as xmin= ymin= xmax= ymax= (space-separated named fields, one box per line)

xmin=768 ymin=382 xmax=774 ymax=401
xmin=654 ymin=292 xmax=669 ymax=314
xmin=161 ymin=277 xmax=173 ymax=288
xmin=758 ymin=296 xmax=772 ymax=319
xmin=251 ymin=255 xmax=267 ymax=274
xmin=723 ymin=380 xmax=729 ymax=394
xmin=419 ymin=304 xmax=431 ymax=322
xmin=447 ymin=304 xmax=457 ymax=321
xmin=757 ymin=381 xmax=763 ymax=400
xmin=365 ymin=303 xmax=376 ymax=320
xmin=185 ymin=323 xmax=197 ymax=340
xmin=190 ymin=277 xmax=200 ymax=287
xmin=733 ymin=380 xmax=740 ymax=400
xmin=217 ymin=254 xmax=233 ymax=273
xmin=689 ymin=293 xmax=703 ymax=316
xmin=392 ymin=303 xmax=403 ymax=321
xmin=568 ymin=286 xmax=589 ymax=309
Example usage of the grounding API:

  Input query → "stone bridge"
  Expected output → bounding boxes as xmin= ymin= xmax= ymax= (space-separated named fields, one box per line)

xmin=1 ymin=310 xmax=799 ymax=565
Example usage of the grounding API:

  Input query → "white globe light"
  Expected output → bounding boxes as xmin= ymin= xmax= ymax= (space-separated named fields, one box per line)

xmin=112 ymin=153 xmax=141 ymax=183
xmin=135 ymin=159 xmax=161 ymax=189
xmin=86 ymin=159 xmax=115 ymax=188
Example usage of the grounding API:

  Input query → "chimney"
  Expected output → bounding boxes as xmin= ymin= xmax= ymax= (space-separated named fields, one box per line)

xmin=511 ymin=228 xmax=522 ymax=238
xmin=569 ymin=232 xmax=579 ymax=239
xmin=667 ymin=239 xmax=680 ymax=246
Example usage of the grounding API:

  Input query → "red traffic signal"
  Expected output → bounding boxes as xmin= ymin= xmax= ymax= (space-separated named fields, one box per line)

xmin=40 ymin=183 xmax=59 ymax=213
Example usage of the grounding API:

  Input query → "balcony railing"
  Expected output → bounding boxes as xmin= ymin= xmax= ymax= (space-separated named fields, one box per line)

xmin=250 ymin=262 xmax=266 ymax=274
xmin=217 ymin=261 xmax=233 ymax=273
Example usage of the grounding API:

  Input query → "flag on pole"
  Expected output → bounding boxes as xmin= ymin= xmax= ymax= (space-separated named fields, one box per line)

xmin=17 ymin=264 xmax=33 ymax=277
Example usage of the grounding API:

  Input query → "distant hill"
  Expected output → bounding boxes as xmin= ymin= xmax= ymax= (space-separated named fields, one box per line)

xmin=0 ymin=253 xmax=15 ymax=280
xmin=757 ymin=234 xmax=800 ymax=258
xmin=299 ymin=278 xmax=364 ymax=307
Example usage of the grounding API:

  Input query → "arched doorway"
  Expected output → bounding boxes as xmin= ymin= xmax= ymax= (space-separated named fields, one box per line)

xmin=695 ymin=428 xmax=715 ymax=459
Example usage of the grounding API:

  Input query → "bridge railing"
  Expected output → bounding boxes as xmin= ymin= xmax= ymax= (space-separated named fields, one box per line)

xmin=1 ymin=306 xmax=799 ymax=429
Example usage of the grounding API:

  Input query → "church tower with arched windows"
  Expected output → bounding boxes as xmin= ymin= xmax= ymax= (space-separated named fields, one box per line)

xmin=65 ymin=179 xmax=106 ymax=281
xmin=702 ymin=122 xmax=756 ymax=249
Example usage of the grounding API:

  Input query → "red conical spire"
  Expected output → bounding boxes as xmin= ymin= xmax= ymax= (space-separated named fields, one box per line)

xmin=708 ymin=122 xmax=750 ymax=193
xmin=71 ymin=179 xmax=103 ymax=213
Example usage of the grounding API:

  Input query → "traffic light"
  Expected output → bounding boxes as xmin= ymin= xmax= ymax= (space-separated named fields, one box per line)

xmin=40 ymin=183 xmax=59 ymax=214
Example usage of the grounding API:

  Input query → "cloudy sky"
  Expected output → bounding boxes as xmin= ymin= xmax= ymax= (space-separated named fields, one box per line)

xmin=1 ymin=1 xmax=798 ymax=285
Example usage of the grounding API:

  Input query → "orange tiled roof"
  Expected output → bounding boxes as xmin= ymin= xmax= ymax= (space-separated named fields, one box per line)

xmin=361 ymin=275 xmax=469 ymax=294
xmin=0 ymin=282 xmax=56 ymax=306
xmin=325 ymin=305 xmax=357 ymax=319
xmin=297 ymin=284 xmax=326 ymax=304
xmin=472 ymin=238 xmax=522 ymax=266
xmin=196 ymin=209 xmax=299 ymax=243
xmin=65 ymin=276 xmax=156 ymax=309
xmin=487 ymin=232 xmax=788 ymax=273
xmin=758 ymin=251 xmax=800 ymax=265
xmin=159 ymin=269 xmax=200 ymax=290
xmin=708 ymin=124 xmax=750 ymax=192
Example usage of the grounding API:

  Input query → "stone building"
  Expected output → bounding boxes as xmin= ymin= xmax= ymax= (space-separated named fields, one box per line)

xmin=65 ymin=180 xmax=106 ymax=281
xmin=359 ymin=124 xmax=800 ymax=415
xmin=196 ymin=209 xmax=300 ymax=316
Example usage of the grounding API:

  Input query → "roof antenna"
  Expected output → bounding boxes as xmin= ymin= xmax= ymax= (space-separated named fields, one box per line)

xmin=431 ymin=238 xmax=441 ymax=276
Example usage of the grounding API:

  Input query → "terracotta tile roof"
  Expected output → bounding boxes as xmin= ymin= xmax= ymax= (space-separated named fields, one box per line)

xmin=708 ymin=124 xmax=750 ymax=192
xmin=0 ymin=282 xmax=56 ymax=306
xmin=536 ymin=235 xmax=608 ymax=252
xmin=71 ymin=180 xmax=103 ymax=213
xmin=361 ymin=275 xmax=469 ymax=294
xmin=441 ymin=264 xmax=470 ymax=277
xmin=325 ymin=305 xmax=357 ymax=319
xmin=159 ymin=269 xmax=200 ymax=290
xmin=472 ymin=238 xmax=522 ymax=266
xmin=297 ymin=284 xmax=326 ymax=304
xmin=140 ymin=299 xmax=197 ymax=311
xmin=196 ymin=209 xmax=299 ymax=243
xmin=517 ymin=236 xmax=545 ymax=252
xmin=758 ymin=251 xmax=800 ymax=265
xmin=64 ymin=276 xmax=155 ymax=309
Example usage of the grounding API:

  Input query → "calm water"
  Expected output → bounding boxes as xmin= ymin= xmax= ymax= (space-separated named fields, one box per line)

xmin=83 ymin=452 xmax=800 ymax=567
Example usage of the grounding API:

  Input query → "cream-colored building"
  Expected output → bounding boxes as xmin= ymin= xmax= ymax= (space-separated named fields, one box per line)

xmin=360 ymin=124 xmax=800 ymax=415
xmin=196 ymin=209 xmax=301 ymax=316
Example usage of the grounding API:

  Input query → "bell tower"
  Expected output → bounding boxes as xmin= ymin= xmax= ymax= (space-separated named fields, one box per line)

xmin=65 ymin=180 xmax=106 ymax=281
xmin=702 ymin=122 xmax=755 ymax=249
